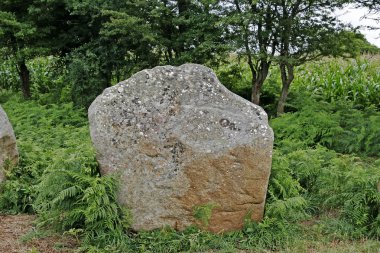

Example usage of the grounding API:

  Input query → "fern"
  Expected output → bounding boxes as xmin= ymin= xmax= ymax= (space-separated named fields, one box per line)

xmin=34 ymin=164 xmax=130 ymax=247
xmin=266 ymin=197 xmax=309 ymax=222
xmin=320 ymin=158 xmax=380 ymax=239
xmin=271 ymin=100 xmax=380 ymax=156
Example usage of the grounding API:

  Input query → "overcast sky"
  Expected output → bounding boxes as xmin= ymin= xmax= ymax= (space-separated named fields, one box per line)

xmin=335 ymin=5 xmax=380 ymax=47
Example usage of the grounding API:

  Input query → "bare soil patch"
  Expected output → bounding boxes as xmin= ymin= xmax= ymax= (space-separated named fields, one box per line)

xmin=0 ymin=215 xmax=77 ymax=253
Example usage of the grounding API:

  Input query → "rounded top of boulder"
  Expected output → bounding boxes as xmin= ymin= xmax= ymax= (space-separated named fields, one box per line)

xmin=89 ymin=64 xmax=272 ymax=156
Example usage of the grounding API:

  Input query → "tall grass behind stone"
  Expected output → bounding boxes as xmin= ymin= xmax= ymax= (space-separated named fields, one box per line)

xmin=292 ymin=57 xmax=380 ymax=109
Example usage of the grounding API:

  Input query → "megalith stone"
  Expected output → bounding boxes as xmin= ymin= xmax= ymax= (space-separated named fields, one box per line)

xmin=88 ymin=64 xmax=274 ymax=233
xmin=0 ymin=105 xmax=18 ymax=183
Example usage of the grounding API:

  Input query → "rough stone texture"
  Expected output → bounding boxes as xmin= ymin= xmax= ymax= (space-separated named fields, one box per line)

xmin=88 ymin=64 xmax=274 ymax=233
xmin=0 ymin=105 xmax=18 ymax=183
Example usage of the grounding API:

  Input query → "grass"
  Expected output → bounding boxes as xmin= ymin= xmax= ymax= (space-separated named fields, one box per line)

xmin=291 ymin=57 xmax=380 ymax=110
xmin=282 ymin=231 xmax=380 ymax=253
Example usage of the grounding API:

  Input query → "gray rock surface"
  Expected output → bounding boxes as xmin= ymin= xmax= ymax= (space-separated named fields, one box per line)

xmin=88 ymin=64 xmax=273 ymax=232
xmin=0 ymin=105 xmax=18 ymax=183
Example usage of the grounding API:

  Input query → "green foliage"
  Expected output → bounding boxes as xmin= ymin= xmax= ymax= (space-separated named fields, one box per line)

xmin=215 ymin=59 xmax=282 ymax=115
xmin=0 ymin=0 xmax=87 ymax=98
xmin=66 ymin=49 xmax=108 ymax=108
xmin=0 ymin=95 xmax=90 ymax=213
xmin=270 ymin=147 xmax=380 ymax=240
xmin=0 ymin=92 xmax=131 ymax=249
xmin=320 ymin=156 xmax=380 ymax=239
xmin=28 ymin=56 xmax=67 ymax=104
xmin=59 ymin=0 xmax=230 ymax=108
xmin=124 ymin=219 xmax=299 ymax=253
xmin=35 ymin=168 xmax=130 ymax=248
xmin=0 ymin=55 xmax=18 ymax=91
xmin=0 ymin=166 xmax=35 ymax=213
xmin=271 ymin=103 xmax=343 ymax=149
xmin=293 ymin=58 xmax=380 ymax=109
xmin=271 ymin=100 xmax=380 ymax=156
xmin=240 ymin=217 xmax=299 ymax=251
xmin=334 ymin=105 xmax=380 ymax=156
xmin=216 ymin=60 xmax=251 ymax=100
xmin=125 ymin=226 xmax=224 ymax=253
xmin=0 ymin=55 xmax=70 ymax=104
xmin=270 ymin=97 xmax=380 ymax=239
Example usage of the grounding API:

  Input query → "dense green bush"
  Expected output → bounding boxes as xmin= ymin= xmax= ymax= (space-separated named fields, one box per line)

xmin=215 ymin=60 xmax=282 ymax=117
xmin=67 ymin=49 xmax=111 ymax=108
xmin=35 ymin=166 xmax=131 ymax=249
xmin=216 ymin=60 xmax=251 ymax=100
xmin=28 ymin=56 xmax=69 ymax=104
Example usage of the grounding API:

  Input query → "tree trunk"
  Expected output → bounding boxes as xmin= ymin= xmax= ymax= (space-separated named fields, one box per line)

xmin=277 ymin=63 xmax=294 ymax=115
xmin=17 ymin=60 xmax=31 ymax=99
xmin=277 ymin=81 xmax=290 ymax=115
xmin=251 ymin=61 xmax=270 ymax=105
xmin=252 ymin=79 xmax=261 ymax=105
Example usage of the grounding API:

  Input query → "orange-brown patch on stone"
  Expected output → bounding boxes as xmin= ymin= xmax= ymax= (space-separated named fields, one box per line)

xmin=175 ymin=145 xmax=272 ymax=233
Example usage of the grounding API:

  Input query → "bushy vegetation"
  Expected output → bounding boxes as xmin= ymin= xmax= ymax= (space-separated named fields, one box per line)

xmin=293 ymin=57 xmax=380 ymax=109
xmin=1 ymin=56 xmax=380 ymax=252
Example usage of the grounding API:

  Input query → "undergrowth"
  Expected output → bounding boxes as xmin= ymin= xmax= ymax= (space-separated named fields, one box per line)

xmin=0 ymin=94 xmax=91 ymax=213
xmin=271 ymin=96 xmax=380 ymax=240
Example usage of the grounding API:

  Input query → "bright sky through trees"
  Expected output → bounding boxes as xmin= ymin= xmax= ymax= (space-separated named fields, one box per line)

xmin=336 ymin=5 xmax=380 ymax=47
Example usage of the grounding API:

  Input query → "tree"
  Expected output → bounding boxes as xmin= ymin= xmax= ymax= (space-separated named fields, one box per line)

xmin=0 ymin=0 xmax=86 ymax=98
xmin=144 ymin=0 xmax=228 ymax=66
xmin=222 ymin=0 xmax=279 ymax=105
xmin=61 ymin=0 xmax=229 ymax=108
xmin=222 ymin=0 xmax=358 ymax=114
xmin=274 ymin=0 xmax=358 ymax=114
xmin=168 ymin=0 xmax=229 ymax=66
xmin=1 ymin=0 xmax=228 ymax=105
xmin=0 ymin=3 xmax=36 ymax=98
xmin=64 ymin=0 xmax=159 ymax=107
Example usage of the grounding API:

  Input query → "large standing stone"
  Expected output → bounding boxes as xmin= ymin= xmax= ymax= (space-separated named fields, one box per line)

xmin=0 ymin=105 xmax=18 ymax=183
xmin=88 ymin=64 xmax=273 ymax=233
